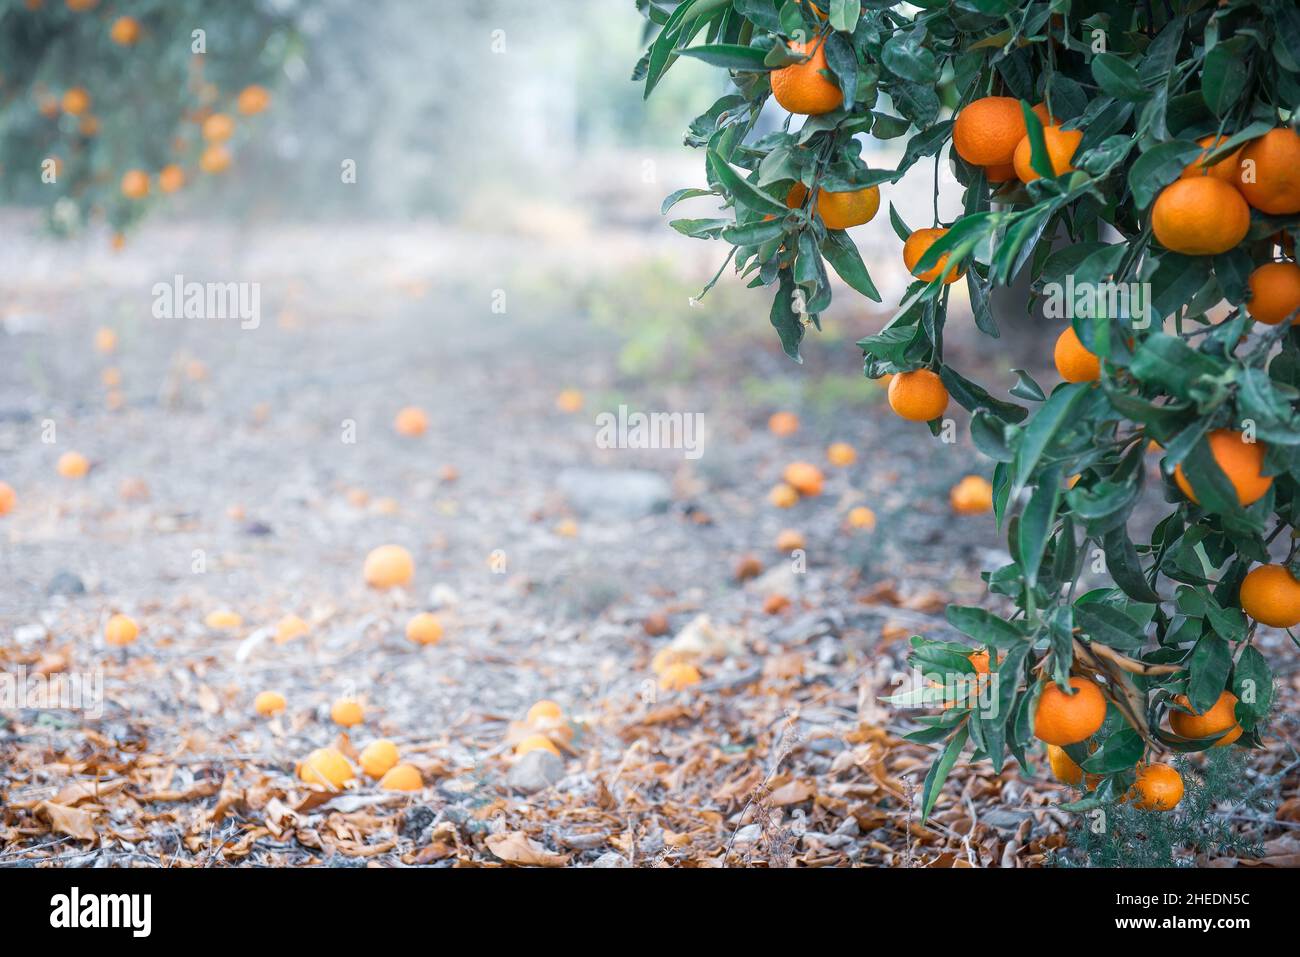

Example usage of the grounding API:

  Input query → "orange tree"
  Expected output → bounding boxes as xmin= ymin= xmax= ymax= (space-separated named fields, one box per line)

xmin=0 ymin=0 xmax=295 ymax=237
xmin=638 ymin=0 xmax=1300 ymax=819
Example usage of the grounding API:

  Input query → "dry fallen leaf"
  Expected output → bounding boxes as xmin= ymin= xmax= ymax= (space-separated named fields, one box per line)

xmin=485 ymin=831 xmax=570 ymax=867
xmin=37 ymin=801 xmax=98 ymax=844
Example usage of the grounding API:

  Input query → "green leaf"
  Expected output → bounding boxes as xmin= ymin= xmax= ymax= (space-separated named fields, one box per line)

xmin=1202 ymin=37 xmax=1253 ymax=116
xmin=821 ymin=230 xmax=882 ymax=301
xmin=1090 ymin=53 xmax=1150 ymax=102
xmin=1127 ymin=140 xmax=1202 ymax=209
xmin=1011 ymin=382 xmax=1089 ymax=496
xmin=675 ymin=43 xmax=774 ymax=70
xmin=1186 ymin=632 xmax=1232 ymax=713
xmin=706 ymin=149 xmax=791 ymax=216
xmin=829 ymin=0 xmax=861 ymax=33
xmin=1074 ymin=601 xmax=1147 ymax=651
xmin=769 ymin=268 xmax=805 ymax=362
xmin=661 ymin=188 xmax=716 ymax=214
xmin=1081 ymin=727 xmax=1144 ymax=773
xmin=1018 ymin=468 xmax=1062 ymax=588
xmin=920 ymin=724 xmax=968 ymax=822
xmin=945 ymin=605 xmax=1027 ymax=649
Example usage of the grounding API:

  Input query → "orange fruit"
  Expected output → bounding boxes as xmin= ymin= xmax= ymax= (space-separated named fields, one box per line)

xmin=1173 ymin=429 xmax=1271 ymax=506
xmin=527 ymin=700 xmax=563 ymax=724
xmin=887 ymin=368 xmax=949 ymax=421
xmin=204 ymin=610 xmax=242 ymax=630
xmin=109 ymin=15 xmax=139 ymax=45
xmin=1151 ymin=177 xmax=1251 ymax=255
xmin=120 ymin=169 xmax=149 ymax=199
xmin=516 ymin=733 xmax=561 ymax=757
xmin=1169 ymin=691 xmax=1242 ymax=747
xmin=359 ymin=740 xmax=400 ymax=777
xmin=1245 ymin=261 xmax=1300 ymax=325
xmin=735 ymin=555 xmax=764 ymax=581
xmin=275 ymin=614 xmax=309 ymax=644
xmin=237 ymin=84 xmax=271 ymax=115
xmin=94 ymin=327 xmax=117 ymax=353
xmin=254 ymin=691 xmax=286 ymax=716
xmin=406 ymin=612 xmax=444 ymax=646
xmin=643 ymin=612 xmax=670 ymax=637
xmin=1237 ymin=127 xmax=1300 ymax=214
xmin=658 ymin=661 xmax=702 ymax=692
xmin=379 ymin=764 xmax=422 ymax=791
xmin=77 ymin=115 xmax=99 ymax=136
xmin=57 ymin=451 xmax=89 ymax=478
xmin=363 ymin=544 xmax=414 ymax=589
xmin=1033 ymin=676 xmax=1107 ymax=746
xmin=1053 ymin=326 xmax=1101 ymax=382
xmin=1130 ymin=763 xmax=1183 ymax=811
xmin=985 ymin=162 xmax=1018 ymax=183
xmin=202 ymin=113 xmax=234 ymax=142
xmin=782 ymin=461 xmax=825 ymax=497
xmin=65 ymin=0 xmax=99 ymax=10
xmin=1046 ymin=744 xmax=1085 ymax=786
xmin=393 ymin=405 xmax=428 ymax=437
xmin=61 ymin=87 xmax=90 ymax=115
xmin=953 ymin=96 xmax=1025 ymax=166
xmin=1181 ymin=134 xmax=1243 ymax=182
xmin=199 ymin=144 xmax=231 ymax=174
xmin=1239 ymin=563 xmax=1300 ymax=627
xmin=827 ymin=442 xmax=856 ymax=467
xmin=330 ymin=697 xmax=364 ymax=727
xmin=297 ymin=748 xmax=354 ymax=789
xmin=158 ymin=164 xmax=185 ymax=194
xmin=768 ymin=411 xmax=799 ymax=436
xmin=770 ymin=37 xmax=842 ymax=115
xmin=104 ymin=613 xmax=138 ymax=646
xmin=1013 ymin=125 xmax=1083 ymax=183
xmin=903 ymin=227 xmax=963 ymax=284
xmin=555 ymin=388 xmax=584 ymax=413
xmin=769 ymin=483 xmax=798 ymax=508
xmin=846 ymin=505 xmax=875 ymax=529
xmin=0 ymin=482 xmax=15 ymax=515
xmin=775 ymin=528 xmax=806 ymax=552
xmin=950 ymin=475 xmax=993 ymax=514
xmin=814 ymin=185 xmax=881 ymax=230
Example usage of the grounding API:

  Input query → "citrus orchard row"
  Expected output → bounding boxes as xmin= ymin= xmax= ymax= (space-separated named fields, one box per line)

xmin=639 ymin=0 xmax=1300 ymax=819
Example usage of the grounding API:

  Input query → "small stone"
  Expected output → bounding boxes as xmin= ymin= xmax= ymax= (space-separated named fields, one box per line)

xmin=506 ymin=748 xmax=564 ymax=794
xmin=46 ymin=571 xmax=85 ymax=596
xmin=557 ymin=468 xmax=671 ymax=519
xmin=731 ymin=823 xmax=761 ymax=846
xmin=400 ymin=805 xmax=437 ymax=839
xmin=592 ymin=851 xmax=629 ymax=868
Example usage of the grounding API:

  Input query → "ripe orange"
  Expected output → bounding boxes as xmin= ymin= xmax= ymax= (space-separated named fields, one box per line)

xmin=379 ymin=764 xmax=422 ymax=791
xmin=735 ymin=554 xmax=764 ymax=581
xmin=1169 ymin=691 xmax=1242 ymax=747
xmin=158 ymin=164 xmax=185 ymax=194
xmin=204 ymin=610 xmax=242 ymax=630
xmin=815 ymin=185 xmax=881 ymax=230
xmin=202 ymin=113 xmax=234 ymax=142
xmin=950 ymin=475 xmax=993 ymax=514
xmin=827 ymin=442 xmax=856 ymax=467
xmin=770 ymin=37 xmax=842 ymax=115
xmin=985 ymin=162 xmax=1018 ymax=183
xmin=94 ymin=327 xmax=117 ymax=353
xmin=275 ymin=614 xmax=309 ymax=644
xmin=1245 ymin=261 xmax=1300 ymax=325
xmin=363 ymin=544 xmax=414 ymax=589
xmin=763 ymin=593 xmax=792 ymax=615
xmin=846 ymin=505 xmax=876 ymax=529
xmin=1053 ymin=326 xmax=1101 ymax=382
xmin=65 ymin=0 xmax=99 ymax=10
xmin=1151 ymin=177 xmax=1250 ymax=255
xmin=254 ymin=691 xmax=286 ymax=716
xmin=78 ymin=115 xmax=99 ymax=136
xmin=61 ymin=87 xmax=90 ymax=115
xmin=903 ymin=227 xmax=963 ymax=284
xmin=109 ymin=15 xmax=139 ymax=45
xmin=769 ymin=483 xmax=798 ymax=508
xmin=0 ymin=482 xmax=15 ymax=515
xmin=516 ymin=733 xmax=561 ymax=757
xmin=393 ymin=405 xmax=428 ymax=437
xmin=237 ymin=84 xmax=271 ymax=115
xmin=57 ymin=451 xmax=89 ymax=478
xmin=1237 ymin=127 xmax=1300 ymax=214
xmin=199 ymin=145 xmax=231 ymax=174
xmin=527 ymin=700 xmax=563 ymax=724
xmin=555 ymin=388 xmax=584 ymax=413
xmin=1239 ymin=563 xmax=1300 ymax=627
xmin=105 ymin=613 xmax=138 ymax=646
xmin=775 ymin=528 xmax=806 ymax=552
xmin=783 ymin=461 xmax=824 ymax=496
xmin=887 ymin=368 xmax=949 ymax=421
xmin=1181 ymin=134 xmax=1243 ymax=182
xmin=643 ymin=612 xmax=669 ymax=637
xmin=768 ymin=411 xmax=799 ymax=436
xmin=359 ymin=739 xmax=400 ymax=777
xmin=658 ymin=661 xmax=702 ymax=692
xmin=1033 ymin=677 xmax=1106 ymax=746
xmin=330 ymin=697 xmax=364 ymax=727
xmin=1173 ymin=429 xmax=1271 ymax=506
xmin=406 ymin=612 xmax=444 ymax=646
xmin=1130 ymin=763 xmax=1183 ymax=811
xmin=297 ymin=748 xmax=354 ymax=789
xmin=1013 ymin=125 xmax=1083 ymax=183
xmin=953 ymin=96 xmax=1025 ymax=166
